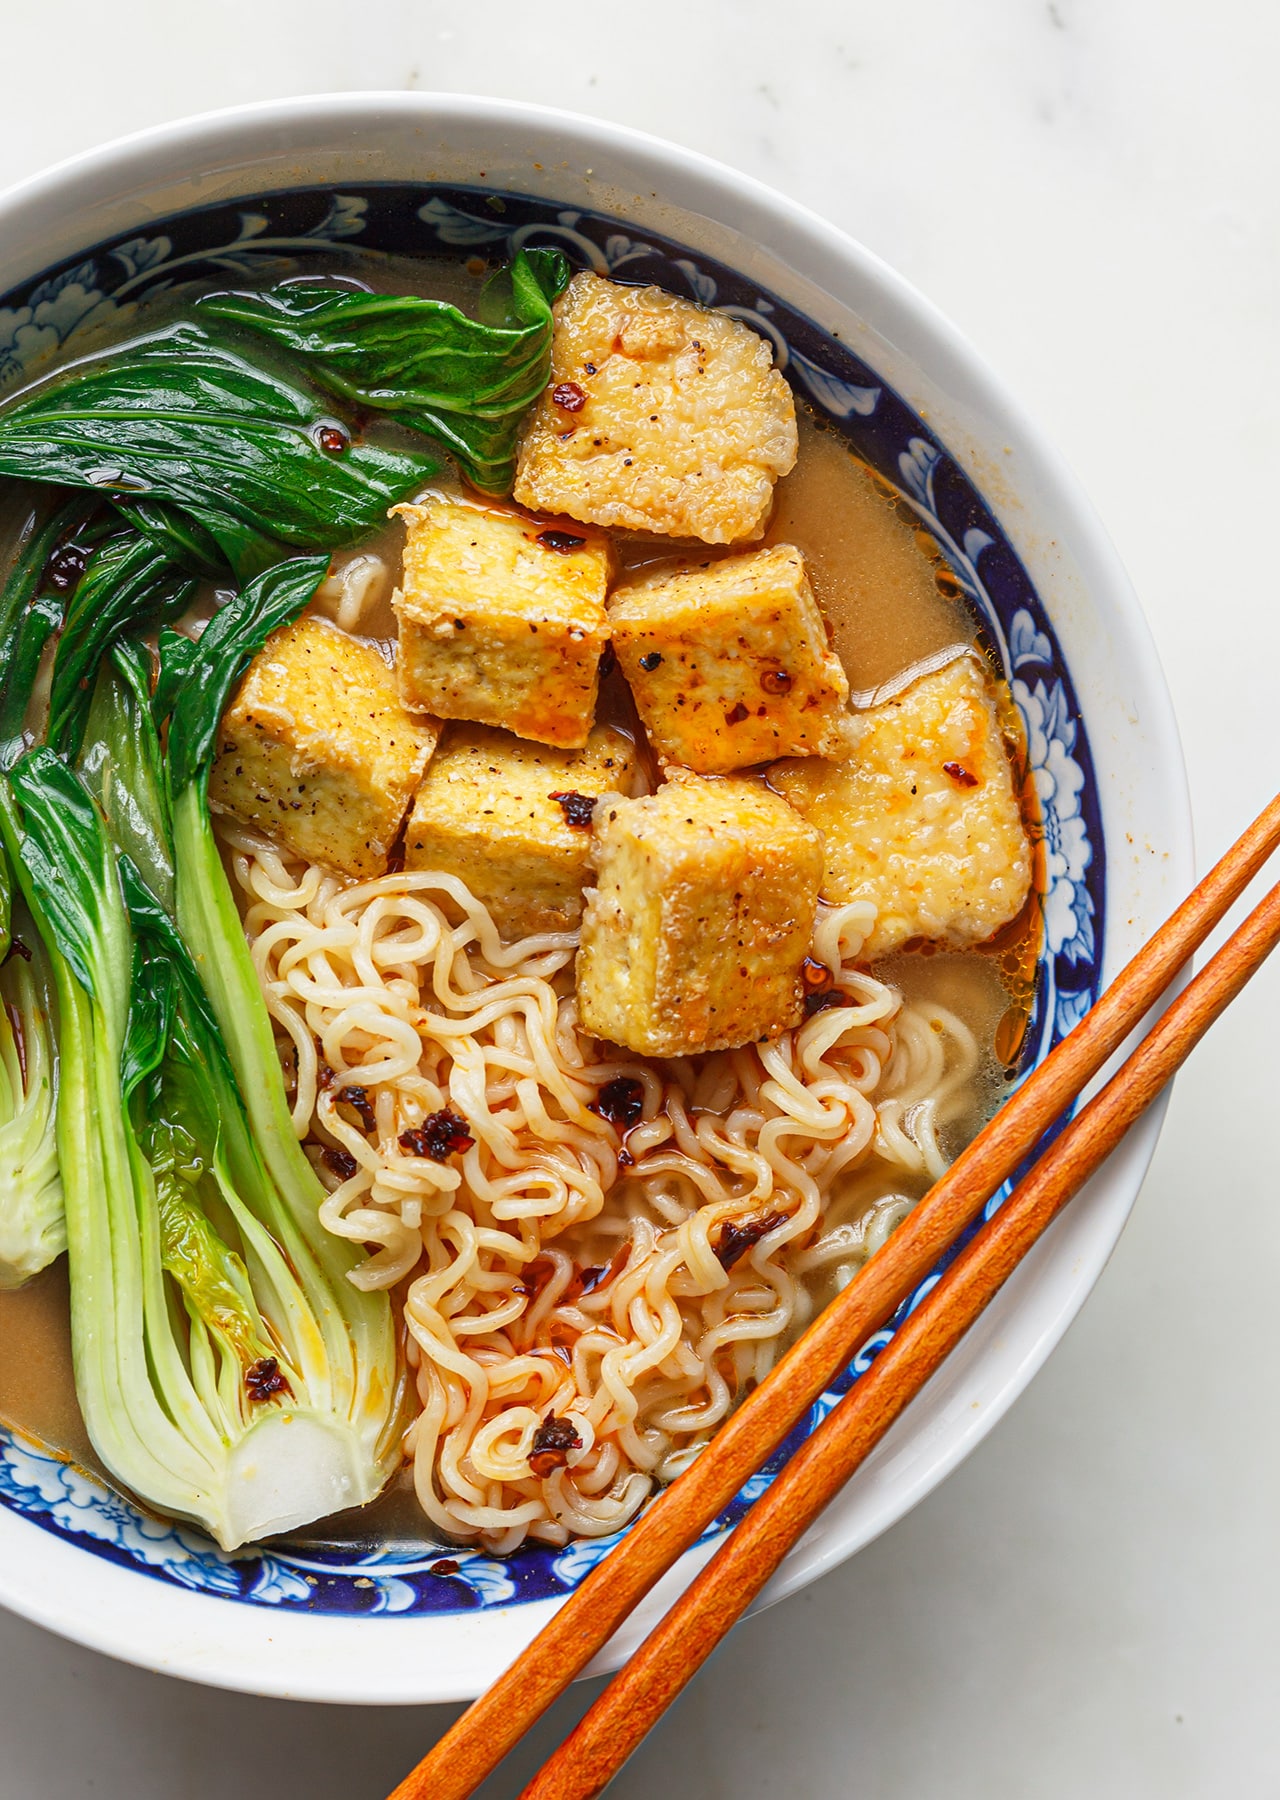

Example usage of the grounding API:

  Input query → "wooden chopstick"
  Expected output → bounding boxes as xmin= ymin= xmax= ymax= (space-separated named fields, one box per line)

xmin=391 ymin=794 xmax=1280 ymax=1800
xmin=519 ymin=873 xmax=1280 ymax=1799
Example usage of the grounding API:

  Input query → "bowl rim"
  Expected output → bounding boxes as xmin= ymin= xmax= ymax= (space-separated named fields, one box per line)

xmin=0 ymin=90 xmax=1193 ymax=1705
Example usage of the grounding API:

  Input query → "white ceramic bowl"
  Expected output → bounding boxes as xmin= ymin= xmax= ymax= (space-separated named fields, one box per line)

xmin=0 ymin=93 xmax=1190 ymax=1703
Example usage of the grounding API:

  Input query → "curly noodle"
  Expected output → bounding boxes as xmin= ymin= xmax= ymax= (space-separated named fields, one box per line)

xmin=222 ymin=822 xmax=980 ymax=1553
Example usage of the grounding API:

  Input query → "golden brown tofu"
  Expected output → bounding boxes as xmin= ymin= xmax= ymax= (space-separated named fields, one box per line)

xmin=577 ymin=773 xmax=823 ymax=1056
xmin=392 ymin=497 xmax=612 ymax=750
xmin=514 ymin=272 xmax=798 ymax=545
xmin=609 ymin=545 xmax=853 ymax=773
xmin=403 ymin=723 xmax=639 ymax=939
xmin=769 ymin=655 xmax=1032 ymax=956
xmin=208 ymin=615 xmax=438 ymax=879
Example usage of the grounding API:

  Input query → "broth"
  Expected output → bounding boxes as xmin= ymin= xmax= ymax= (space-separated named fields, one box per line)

xmin=0 ymin=262 xmax=1041 ymax=1548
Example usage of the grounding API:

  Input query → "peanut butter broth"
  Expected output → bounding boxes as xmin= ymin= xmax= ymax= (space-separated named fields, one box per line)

xmin=764 ymin=412 xmax=978 ymax=690
xmin=0 ymin=268 xmax=1041 ymax=1549
xmin=0 ymin=1263 xmax=99 ymax=1476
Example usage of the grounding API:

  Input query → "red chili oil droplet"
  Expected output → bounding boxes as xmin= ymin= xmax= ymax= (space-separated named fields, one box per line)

xmin=512 ymin=1256 xmax=556 ymax=1301
xmin=552 ymin=381 xmax=587 ymax=412
xmin=801 ymin=956 xmax=833 ymax=991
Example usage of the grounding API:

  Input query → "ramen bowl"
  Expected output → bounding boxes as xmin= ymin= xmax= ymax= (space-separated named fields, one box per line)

xmin=0 ymin=93 xmax=1190 ymax=1703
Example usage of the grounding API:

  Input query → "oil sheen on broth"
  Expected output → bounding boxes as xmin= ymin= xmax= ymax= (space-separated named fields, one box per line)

xmin=0 ymin=263 xmax=1038 ymax=1546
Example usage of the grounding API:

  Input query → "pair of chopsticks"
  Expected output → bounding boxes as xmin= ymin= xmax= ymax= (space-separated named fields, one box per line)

xmin=391 ymin=792 xmax=1280 ymax=1800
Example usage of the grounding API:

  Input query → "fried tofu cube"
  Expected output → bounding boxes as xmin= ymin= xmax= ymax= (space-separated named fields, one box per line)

xmin=769 ymin=656 xmax=1032 ymax=956
xmin=208 ymin=615 xmax=438 ymax=879
xmin=609 ymin=545 xmax=853 ymax=773
xmin=403 ymin=723 xmax=639 ymax=939
xmin=577 ymin=773 xmax=823 ymax=1056
xmin=392 ymin=498 xmax=613 ymax=749
xmin=513 ymin=272 xmax=798 ymax=545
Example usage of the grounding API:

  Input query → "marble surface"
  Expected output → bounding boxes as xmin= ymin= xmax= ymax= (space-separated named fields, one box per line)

xmin=0 ymin=2 xmax=1276 ymax=1794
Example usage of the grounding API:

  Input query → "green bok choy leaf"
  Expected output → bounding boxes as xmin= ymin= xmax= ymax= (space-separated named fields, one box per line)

xmin=0 ymin=497 xmax=111 ymax=770
xmin=47 ymin=529 xmax=196 ymax=760
xmin=0 ymin=321 xmax=440 ymax=579
xmin=199 ymin=247 xmax=571 ymax=492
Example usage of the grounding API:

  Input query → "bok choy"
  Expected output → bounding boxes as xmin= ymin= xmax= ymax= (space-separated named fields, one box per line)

xmin=0 ymin=558 xmax=400 ymax=1547
xmin=0 ymin=246 xmax=569 ymax=1538
xmin=0 ymin=322 xmax=440 ymax=579
xmin=199 ymin=247 xmax=570 ymax=492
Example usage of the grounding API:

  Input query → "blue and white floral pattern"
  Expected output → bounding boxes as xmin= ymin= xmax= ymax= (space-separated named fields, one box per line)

xmin=0 ymin=181 xmax=1104 ymax=1618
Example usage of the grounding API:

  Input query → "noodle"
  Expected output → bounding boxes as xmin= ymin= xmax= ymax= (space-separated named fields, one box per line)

xmin=224 ymin=820 xmax=979 ymax=1553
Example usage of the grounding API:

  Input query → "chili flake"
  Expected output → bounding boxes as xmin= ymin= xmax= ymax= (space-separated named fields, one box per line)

xmin=552 ymin=381 xmax=588 ymax=412
xmin=760 ymin=669 xmax=793 ymax=695
xmin=245 ymin=1357 xmax=292 ymax=1403
xmin=804 ymin=987 xmax=851 ymax=1017
xmin=549 ymin=790 xmax=597 ymax=829
xmin=529 ymin=1413 xmax=583 ymax=1478
xmin=537 ymin=528 xmax=587 ymax=553
xmin=338 ymin=1084 xmax=377 ymax=1130
xmin=590 ymin=1076 xmax=645 ymax=1130
xmin=322 ymin=1146 xmax=358 ymax=1181
xmin=942 ymin=761 xmax=978 ymax=788
xmin=715 ymin=1210 xmax=788 ymax=1271
xmin=399 ymin=1110 xmax=475 ymax=1163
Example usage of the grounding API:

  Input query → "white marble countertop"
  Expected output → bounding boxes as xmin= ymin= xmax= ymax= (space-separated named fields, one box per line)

xmin=0 ymin=3 xmax=1275 ymax=1795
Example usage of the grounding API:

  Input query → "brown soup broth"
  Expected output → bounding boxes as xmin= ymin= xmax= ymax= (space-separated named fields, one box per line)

xmin=0 ymin=265 xmax=1042 ymax=1547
